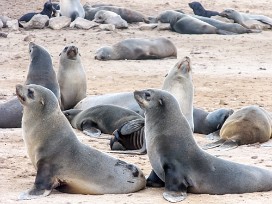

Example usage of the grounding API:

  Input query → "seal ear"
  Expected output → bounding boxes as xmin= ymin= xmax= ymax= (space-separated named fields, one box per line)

xmin=159 ymin=98 xmax=163 ymax=106
xmin=40 ymin=98 xmax=45 ymax=106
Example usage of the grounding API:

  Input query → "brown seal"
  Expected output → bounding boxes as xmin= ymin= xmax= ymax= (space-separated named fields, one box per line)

xmin=16 ymin=84 xmax=146 ymax=200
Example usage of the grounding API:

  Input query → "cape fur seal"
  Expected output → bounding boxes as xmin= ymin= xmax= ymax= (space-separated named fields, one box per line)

xmin=188 ymin=2 xmax=219 ymax=17
xmin=57 ymin=45 xmax=86 ymax=110
xmin=193 ymin=108 xmax=234 ymax=135
xmin=134 ymin=89 xmax=272 ymax=202
xmin=16 ymin=84 xmax=146 ymax=200
xmin=95 ymin=37 xmax=177 ymax=60
xmin=162 ymin=56 xmax=194 ymax=130
xmin=220 ymin=9 xmax=272 ymax=29
xmin=18 ymin=1 xmax=54 ymax=23
xmin=84 ymin=4 xmax=146 ymax=23
xmin=204 ymin=105 xmax=272 ymax=150
xmin=0 ymin=42 xmax=60 ymax=128
xmin=63 ymin=105 xmax=144 ymax=138
xmin=170 ymin=13 xmax=235 ymax=35
xmin=60 ymin=0 xmax=85 ymax=21
xmin=94 ymin=10 xmax=128 ymax=28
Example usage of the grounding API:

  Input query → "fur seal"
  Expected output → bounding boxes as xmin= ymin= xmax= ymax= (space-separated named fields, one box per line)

xmin=162 ymin=56 xmax=194 ymax=130
xmin=57 ymin=45 xmax=86 ymax=110
xmin=193 ymin=15 xmax=262 ymax=34
xmin=204 ymin=105 xmax=272 ymax=150
xmin=95 ymin=37 xmax=177 ymax=60
xmin=134 ymin=89 xmax=272 ymax=202
xmin=60 ymin=0 xmax=85 ymax=21
xmin=74 ymin=92 xmax=144 ymax=116
xmin=63 ymin=104 xmax=144 ymax=138
xmin=0 ymin=42 xmax=60 ymax=128
xmin=188 ymin=2 xmax=219 ymax=17
xmin=18 ymin=1 xmax=54 ymax=23
xmin=220 ymin=9 xmax=272 ymax=29
xmin=16 ymin=84 xmax=146 ymax=200
xmin=94 ymin=10 xmax=128 ymax=28
xmin=170 ymin=12 xmax=235 ymax=35
xmin=193 ymin=108 xmax=234 ymax=135
xmin=84 ymin=4 xmax=147 ymax=23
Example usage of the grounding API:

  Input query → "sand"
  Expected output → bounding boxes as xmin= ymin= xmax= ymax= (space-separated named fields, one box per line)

xmin=1 ymin=0 xmax=272 ymax=203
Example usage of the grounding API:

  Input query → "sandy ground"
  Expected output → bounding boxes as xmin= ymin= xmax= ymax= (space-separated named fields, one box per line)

xmin=1 ymin=0 xmax=272 ymax=203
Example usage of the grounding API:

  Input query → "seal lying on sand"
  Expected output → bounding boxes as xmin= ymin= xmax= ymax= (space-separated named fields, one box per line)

xmin=203 ymin=105 xmax=272 ymax=150
xmin=193 ymin=108 xmax=234 ymax=135
xmin=95 ymin=37 xmax=177 ymax=60
xmin=134 ymin=89 xmax=272 ymax=202
xmin=220 ymin=9 xmax=272 ymax=29
xmin=16 ymin=84 xmax=146 ymax=200
xmin=84 ymin=4 xmax=147 ymax=23
xmin=94 ymin=10 xmax=128 ymax=28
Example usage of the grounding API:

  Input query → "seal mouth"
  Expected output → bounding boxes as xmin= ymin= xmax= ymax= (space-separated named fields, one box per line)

xmin=67 ymin=46 xmax=78 ymax=59
xmin=219 ymin=12 xmax=227 ymax=17
xmin=16 ymin=84 xmax=26 ymax=104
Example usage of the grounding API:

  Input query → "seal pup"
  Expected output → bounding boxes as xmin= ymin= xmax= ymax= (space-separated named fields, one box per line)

xmin=60 ymin=0 xmax=85 ymax=21
xmin=84 ymin=4 xmax=147 ymax=23
xmin=193 ymin=108 xmax=234 ymax=135
xmin=134 ymin=89 xmax=272 ymax=202
xmin=203 ymin=105 xmax=272 ymax=150
xmin=0 ymin=42 xmax=60 ymax=128
xmin=220 ymin=9 xmax=272 ymax=29
xmin=95 ymin=37 xmax=177 ymax=60
xmin=188 ymin=2 xmax=219 ymax=17
xmin=162 ymin=56 xmax=194 ymax=131
xmin=94 ymin=10 xmax=128 ymax=28
xmin=18 ymin=1 xmax=54 ymax=23
xmin=57 ymin=45 xmax=86 ymax=110
xmin=16 ymin=84 xmax=146 ymax=200
xmin=170 ymin=13 xmax=235 ymax=35
xmin=63 ymin=105 xmax=144 ymax=138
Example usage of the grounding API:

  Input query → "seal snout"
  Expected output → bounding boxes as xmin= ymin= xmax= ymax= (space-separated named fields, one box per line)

xmin=16 ymin=84 xmax=26 ymax=103
xmin=67 ymin=46 xmax=78 ymax=59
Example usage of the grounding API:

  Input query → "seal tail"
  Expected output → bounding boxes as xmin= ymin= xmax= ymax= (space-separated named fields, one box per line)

xmin=216 ymin=29 xmax=237 ymax=35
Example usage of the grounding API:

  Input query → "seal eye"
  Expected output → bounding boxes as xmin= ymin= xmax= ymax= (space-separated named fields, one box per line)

xmin=63 ymin=46 xmax=68 ymax=52
xmin=64 ymin=112 xmax=70 ymax=116
xmin=145 ymin=92 xmax=151 ymax=101
xmin=27 ymin=88 xmax=34 ymax=99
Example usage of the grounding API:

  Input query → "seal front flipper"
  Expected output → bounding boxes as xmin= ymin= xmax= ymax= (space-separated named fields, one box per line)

xmin=206 ymin=130 xmax=220 ymax=140
xmin=202 ymin=138 xmax=226 ymax=150
xmin=18 ymin=160 xmax=59 ymax=200
xmin=82 ymin=127 xmax=102 ymax=137
xmin=218 ymin=140 xmax=239 ymax=151
xmin=163 ymin=164 xmax=188 ymax=202
xmin=146 ymin=170 xmax=165 ymax=187
xmin=120 ymin=119 xmax=145 ymax=135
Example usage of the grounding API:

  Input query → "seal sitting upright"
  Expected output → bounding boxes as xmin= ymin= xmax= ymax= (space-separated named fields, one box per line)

xmin=16 ymin=84 xmax=145 ymax=200
xmin=60 ymin=0 xmax=85 ymax=21
xmin=57 ymin=45 xmax=87 ymax=110
xmin=134 ymin=89 xmax=272 ymax=202
xmin=95 ymin=37 xmax=177 ymax=60
xmin=188 ymin=2 xmax=219 ymax=17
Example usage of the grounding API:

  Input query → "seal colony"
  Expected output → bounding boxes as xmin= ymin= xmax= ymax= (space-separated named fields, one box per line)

xmin=134 ymin=89 xmax=272 ymax=202
xmin=16 ymin=84 xmax=146 ymax=200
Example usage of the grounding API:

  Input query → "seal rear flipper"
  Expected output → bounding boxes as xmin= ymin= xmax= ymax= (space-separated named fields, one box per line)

xmin=202 ymin=138 xmax=226 ymax=150
xmin=146 ymin=170 xmax=165 ymax=187
xmin=163 ymin=164 xmax=188 ymax=202
xmin=18 ymin=160 xmax=59 ymax=200
xmin=247 ymin=29 xmax=262 ymax=33
xmin=120 ymin=119 xmax=145 ymax=135
xmin=206 ymin=130 xmax=220 ymax=140
xmin=218 ymin=140 xmax=239 ymax=151
xmin=216 ymin=29 xmax=237 ymax=35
